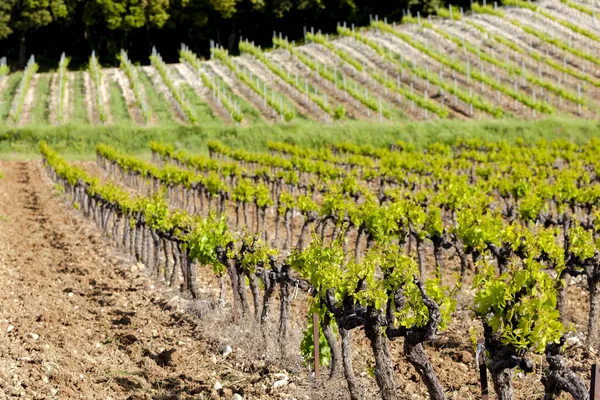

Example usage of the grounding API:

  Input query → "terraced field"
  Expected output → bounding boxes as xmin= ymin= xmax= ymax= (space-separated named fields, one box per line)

xmin=2 ymin=0 xmax=600 ymax=128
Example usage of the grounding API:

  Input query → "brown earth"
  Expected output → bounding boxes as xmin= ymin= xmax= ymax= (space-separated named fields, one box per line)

xmin=0 ymin=160 xmax=598 ymax=400
xmin=0 ymin=161 xmax=302 ymax=399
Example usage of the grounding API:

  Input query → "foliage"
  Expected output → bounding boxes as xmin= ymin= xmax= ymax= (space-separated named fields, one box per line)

xmin=473 ymin=259 xmax=564 ymax=353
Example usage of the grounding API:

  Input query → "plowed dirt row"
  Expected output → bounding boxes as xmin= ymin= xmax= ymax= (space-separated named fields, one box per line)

xmin=0 ymin=161 xmax=272 ymax=399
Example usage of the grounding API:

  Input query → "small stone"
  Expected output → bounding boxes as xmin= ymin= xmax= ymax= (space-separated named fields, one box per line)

xmin=68 ymin=292 xmax=73 ymax=297
xmin=231 ymin=394 xmax=243 ymax=400
xmin=457 ymin=350 xmax=474 ymax=364
xmin=456 ymin=363 xmax=469 ymax=373
xmin=213 ymin=381 xmax=222 ymax=391
xmin=210 ymin=390 xmax=220 ymax=400
xmin=7 ymin=325 xmax=14 ymax=333
xmin=26 ymin=333 xmax=39 ymax=341
xmin=222 ymin=388 xmax=233 ymax=398
xmin=404 ymin=382 xmax=417 ymax=394
xmin=273 ymin=379 xmax=289 ymax=388
xmin=50 ymin=387 xmax=58 ymax=396
xmin=222 ymin=345 xmax=232 ymax=358
xmin=567 ymin=336 xmax=582 ymax=348
xmin=136 ymin=262 xmax=145 ymax=271
xmin=130 ymin=265 xmax=138 ymax=273
xmin=211 ymin=355 xmax=217 ymax=364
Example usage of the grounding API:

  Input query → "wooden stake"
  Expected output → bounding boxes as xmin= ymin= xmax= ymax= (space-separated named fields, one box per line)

xmin=477 ymin=338 xmax=488 ymax=400
xmin=232 ymin=267 xmax=239 ymax=324
xmin=591 ymin=364 xmax=600 ymax=400
xmin=313 ymin=312 xmax=320 ymax=383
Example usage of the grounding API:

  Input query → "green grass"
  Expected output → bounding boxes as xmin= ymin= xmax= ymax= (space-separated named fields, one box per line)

xmin=29 ymin=73 xmax=51 ymax=125
xmin=2 ymin=117 xmax=600 ymax=159
xmin=175 ymin=80 xmax=216 ymax=123
xmin=138 ymin=67 xmax=176 ymax=124
xmin=0 ymin=72 xmax=23 ymax=122
xmin=71 ymin=72 xmax=88 ymax=124
xmin=107 ymin=76 xmax=132 ymax=124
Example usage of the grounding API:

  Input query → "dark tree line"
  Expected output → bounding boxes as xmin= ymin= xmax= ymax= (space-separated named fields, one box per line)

xmin=0 ymin=0 xmax=470 ymax=71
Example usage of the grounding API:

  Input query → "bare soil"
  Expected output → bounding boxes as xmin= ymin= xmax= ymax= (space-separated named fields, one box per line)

xmin=100 ymin=69 xmax=113 ymax=124
xmin=0 ymin=161 xmax=284 ymax=399
xmin=0 ymin=77 xmax=7 ymax=99
xmin=48 ymin=73 xmax=59 ymax=125
xmin=82 ymin=71 xmax=99 ymax=125
xmin=13 ymin=74 xmax=39 ymax=126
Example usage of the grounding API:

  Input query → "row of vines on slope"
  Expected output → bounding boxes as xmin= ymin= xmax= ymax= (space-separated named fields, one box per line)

xmin=120 ymin=50 xmax=151 ymax=123
xmin=180 ymin=44 xmax=244 ymax=123
xmin=211 ymin=46 xmax=296 ymax=122
xmin=56 ymin=53 xmax=69 ymax=123
xmin=89 ymin=51 xmax=107 ymax=122
xmin=150 ymin=47 xmax=198 ymax=123
xmin=9 ymin=55 xmax=38 ymax=123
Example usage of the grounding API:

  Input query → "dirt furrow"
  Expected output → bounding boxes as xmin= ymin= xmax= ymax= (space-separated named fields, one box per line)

xmin=82 ymin=71 xmax=99 ymax=125
xmin=0 ymin=161 xmax=267 ymax=399
xmin=18 ymin=74 xmax=39 ymax=126
xmin=0 ymin=77 xmax=7 ymax=99
xmin=48 ymin=73 xmax=59 ymax=125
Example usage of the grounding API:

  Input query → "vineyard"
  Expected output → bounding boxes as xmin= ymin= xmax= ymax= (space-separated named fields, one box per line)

xmin=2 ymin=0 xmax=600 ymax=126
xmin=2 ymin=0 xmax=600 ymax=399
xmin=0 ymin=135 xmax=586 ymax=400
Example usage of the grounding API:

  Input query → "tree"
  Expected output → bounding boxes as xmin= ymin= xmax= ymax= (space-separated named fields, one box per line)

xmin=0 ymin=0 xmax=69 ymax=66
xmin=81 ymin=0 xmax=170 ymax=57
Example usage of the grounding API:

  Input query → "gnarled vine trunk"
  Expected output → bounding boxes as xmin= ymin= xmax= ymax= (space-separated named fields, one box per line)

xmin=340 ymin=328 xmax=362 ymax=400
xmin=364 ymin=307 xmax=398 ymax=400
xmin=404 ymin=341 xmax=446 ymax=400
